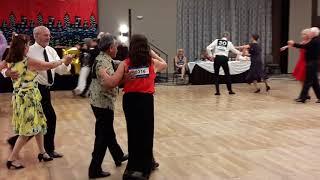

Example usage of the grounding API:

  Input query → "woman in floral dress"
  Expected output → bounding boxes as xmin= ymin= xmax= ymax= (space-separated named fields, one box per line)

xmin=5 ymin=34 xmax=69 ymax=170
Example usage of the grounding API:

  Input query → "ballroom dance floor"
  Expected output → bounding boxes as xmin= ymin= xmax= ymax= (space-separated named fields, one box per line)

xmin=1 ymin=79 xmax=320 ymax=180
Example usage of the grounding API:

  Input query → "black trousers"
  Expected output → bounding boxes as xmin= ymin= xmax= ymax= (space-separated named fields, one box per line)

xmin=7 ymin=84 xmax=57 ymax=153
xmin=299 ymin=62 xmax=320 ymax=99
xmin=89 ymin=105 xmax=124 ymax=173
xmin=214 ymin=55 xmax=232 ymax=93
xmin=123 ymin=93 xmax=154 ymax=174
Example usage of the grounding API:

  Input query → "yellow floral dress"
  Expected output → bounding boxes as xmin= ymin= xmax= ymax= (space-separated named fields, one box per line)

xmin=10 ymin=58 xmax=47 ymax=136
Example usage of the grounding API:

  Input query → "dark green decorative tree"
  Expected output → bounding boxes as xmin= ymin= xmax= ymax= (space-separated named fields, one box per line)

xmin=9 ymin=12 xmax=16 ymax=28
xmin=64 ymin=13 xmax=70 ymax=27
xmin=90 ymin=13 xmax=96 ymax=28
xmin=37 ymin=13 xmax=43 ymax=26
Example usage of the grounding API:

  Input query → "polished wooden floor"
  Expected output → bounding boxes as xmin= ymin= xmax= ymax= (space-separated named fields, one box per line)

xmin=1 ymin=79 xmax=320 ymax=180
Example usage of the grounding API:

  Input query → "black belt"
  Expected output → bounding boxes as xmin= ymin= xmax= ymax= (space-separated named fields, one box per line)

xmin=38 ymin=84 xmax=51 ymax=89
xmin=216 ymin=55 xmax=228 ymax=58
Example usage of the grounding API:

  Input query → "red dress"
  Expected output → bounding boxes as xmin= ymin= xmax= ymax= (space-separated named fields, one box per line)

xmin=292 ymin=49 xmax=306 ymax=81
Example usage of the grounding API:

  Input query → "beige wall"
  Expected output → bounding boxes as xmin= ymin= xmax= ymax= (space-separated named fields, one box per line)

xmin=98 ymin=0 xmax=177 ymax=73
xmin=288 ymin=0 xmax=312 ymax=73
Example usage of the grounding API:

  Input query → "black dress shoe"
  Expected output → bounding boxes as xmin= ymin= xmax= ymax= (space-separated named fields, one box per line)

xmin=229 ymin=91 xmax=236 ymax=95
xmin=316 ymin=99 xmax=320 ymax=103
xmin=123 ymin=170 xmax=149 ymax=180
xmin=115 ymin=154 xmax=129 ymax=167
xmin=6 ymin=161 xmax=24 ymax=170
xmin=306 ymin=95 xmax=311 ymax=100
xmin=295 ymin=98 xmax=306 ymax=103
xmin=89 ymin=170 xmax=111 ymax=179
xmin=151 ymin=161 xmax=159 ymax=171
xmin=215 ymin=92 xmax=221 ymax=96
xmin=48 ymin=151 xmax=63 ymax=158
xmin=254 ymin=89 xmax=261 ymax=93
xmin=38 ymin=153 xmax=53 ymax=162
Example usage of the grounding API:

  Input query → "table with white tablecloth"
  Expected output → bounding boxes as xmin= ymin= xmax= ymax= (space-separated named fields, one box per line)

xmin=187 ymin=60 xmax=251 ymax=85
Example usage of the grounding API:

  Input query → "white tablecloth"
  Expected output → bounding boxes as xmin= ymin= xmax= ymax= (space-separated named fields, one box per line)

xmin=188 ymin=60 xmax=251 ymax=75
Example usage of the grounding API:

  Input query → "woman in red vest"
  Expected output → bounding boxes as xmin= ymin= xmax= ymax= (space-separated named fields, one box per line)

xmin=100 ymin=34 xmax=167 ymax=180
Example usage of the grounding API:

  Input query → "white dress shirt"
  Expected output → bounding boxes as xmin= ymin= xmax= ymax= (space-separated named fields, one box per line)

xmin=28 ymin=42 xmax=71 ymax=86
xmin=1 ymin=42 xmax=71 ymax=86
xmin=206 ymin=37 xmax=241 ymax=57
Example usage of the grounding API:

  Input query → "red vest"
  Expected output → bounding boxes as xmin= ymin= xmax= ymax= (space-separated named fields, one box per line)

xmin=123 ymin=59 xmax=156 ymax=94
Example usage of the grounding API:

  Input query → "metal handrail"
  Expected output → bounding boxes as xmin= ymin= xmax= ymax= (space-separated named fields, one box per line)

xmin=149 ymin=42 xmax=169 ymax=82
xmin=149 ymin=42 xmax=168 ymax=57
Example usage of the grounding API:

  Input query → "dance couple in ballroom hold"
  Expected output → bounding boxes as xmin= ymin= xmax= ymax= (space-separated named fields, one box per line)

xmin=283 ymin=27 xmax=320 ymax=103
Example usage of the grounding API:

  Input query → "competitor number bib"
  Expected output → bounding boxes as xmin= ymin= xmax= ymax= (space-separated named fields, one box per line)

xmin=217 ymin=39 xmax=228 ymax=52
xmin=129 ymin=66 xmax=150 ymax=78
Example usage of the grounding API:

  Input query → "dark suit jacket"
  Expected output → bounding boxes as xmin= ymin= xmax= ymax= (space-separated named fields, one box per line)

xmin=294 ymin=36 xmax=320 ymax=63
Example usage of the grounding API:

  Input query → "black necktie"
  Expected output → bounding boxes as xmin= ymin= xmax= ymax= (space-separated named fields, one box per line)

xmin=43 ymin=49 xmax=53 ymax=84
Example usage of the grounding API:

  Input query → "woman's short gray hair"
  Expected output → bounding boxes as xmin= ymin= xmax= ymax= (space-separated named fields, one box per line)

xmin=310 ymin=27 xmax=320 ymax=37
xmin=98 ymin=34 xmax=116 ymax=52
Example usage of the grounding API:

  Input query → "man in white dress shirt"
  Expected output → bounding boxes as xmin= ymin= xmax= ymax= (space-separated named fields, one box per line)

xmin=206 ymin=32 xmax=242 ymax=95
xmin=4 ymin=26 xmax=72 ymax=158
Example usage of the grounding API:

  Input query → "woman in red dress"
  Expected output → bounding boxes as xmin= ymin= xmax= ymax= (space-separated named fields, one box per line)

xmin=281 ymin=28 xmax=311 ymax=98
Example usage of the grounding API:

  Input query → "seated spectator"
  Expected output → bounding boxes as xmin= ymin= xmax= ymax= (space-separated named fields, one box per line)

xmin=174 ymin=49 xmax=188 ymax=80
xmin=199 ymin=49 xmax=210 ymax=61
xmin=236 ymin=48 xmax=250 ymax=61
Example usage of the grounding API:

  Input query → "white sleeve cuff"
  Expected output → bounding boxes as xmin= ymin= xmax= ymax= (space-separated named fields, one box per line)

xmin=1 ymin=68 xmax=7 ymax=78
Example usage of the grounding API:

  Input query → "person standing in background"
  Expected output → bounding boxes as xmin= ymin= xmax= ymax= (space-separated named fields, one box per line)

xmin=206 ymin=32 xmax=242 ymax=95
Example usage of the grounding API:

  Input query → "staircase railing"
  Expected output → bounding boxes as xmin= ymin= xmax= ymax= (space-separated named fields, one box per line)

xmin=149 ymin=42 xmax=169 ymax=82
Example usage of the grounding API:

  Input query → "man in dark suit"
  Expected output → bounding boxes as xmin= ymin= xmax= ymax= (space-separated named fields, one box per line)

xmin=288 ymin=27 xmax=320 ymax=103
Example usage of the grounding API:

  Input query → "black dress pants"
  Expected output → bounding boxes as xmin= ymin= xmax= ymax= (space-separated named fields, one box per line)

xmin=214 ymin=55 xmax=232 ymax=93
xmin=89 ymin=105 xmax=124 ymax=173
xmin=299 ymin=62 xmax=320 ymax=99
xmin=122 ymin=93 xmax=154 ymax=175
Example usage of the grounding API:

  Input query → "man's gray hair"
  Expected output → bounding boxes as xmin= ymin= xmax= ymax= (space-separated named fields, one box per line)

xmin=222 ymin=31 xmax=230 ymax=38
xmin=33 ymin=26 xmax=49 ymax=39
xmin=83 ymin=38 xmax=92 ymax=45
xmin=98 ymin=33 xmax=116 ymax=51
